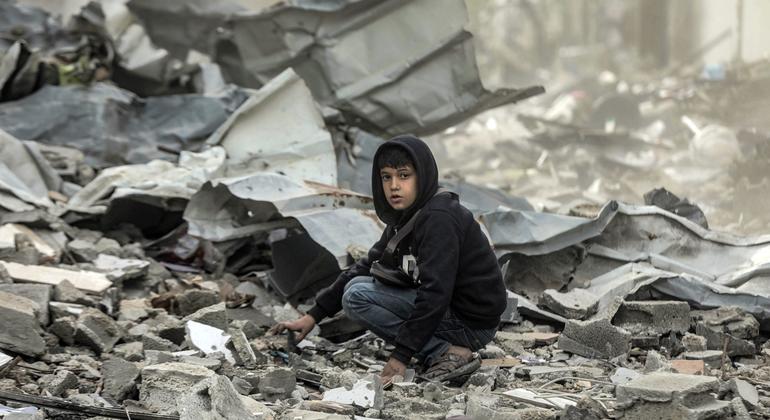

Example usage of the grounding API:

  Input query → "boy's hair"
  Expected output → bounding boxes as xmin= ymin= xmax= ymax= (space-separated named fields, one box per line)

xmin=376 ymin=145 xmax=414 ymax=169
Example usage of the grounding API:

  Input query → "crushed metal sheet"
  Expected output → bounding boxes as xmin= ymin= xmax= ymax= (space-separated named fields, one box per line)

xmin=128 ymin=0 xmax=543 ymax=136
xmin=206 ymin=68 xmax=337 ymax=185
xmin=0 ymin=129 xmax=61 ymax=210
xmin=0 ymin=84 xmax=246 ymax=168
xmin=185 ymin=173 xmax=383 ymax=268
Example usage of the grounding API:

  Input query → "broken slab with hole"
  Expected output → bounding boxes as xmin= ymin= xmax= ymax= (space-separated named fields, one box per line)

xmin=615 ymin=373 xmax=730 ymax=420
xmin=185 ymin=320 xmax=235 ymax=364
xmin=0 ymin=261 xmax=112 ymax=293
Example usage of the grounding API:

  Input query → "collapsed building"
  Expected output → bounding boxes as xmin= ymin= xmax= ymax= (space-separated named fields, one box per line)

xmin=0 ymin=0 xmax=769 ymax=419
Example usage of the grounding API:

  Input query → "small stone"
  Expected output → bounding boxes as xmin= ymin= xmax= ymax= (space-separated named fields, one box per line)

xmin=231 ymin=376 xmax=253 ymax=395
xmin=49 ymin=316 xmax=77 ymax=346
xmin=182 ymin=302 xmax=227 ymax=330
xmin=102 ymin=359 xmax=140 ymax=401
xmin=142 ymin=333 xmax=178 ymax=352
xmin=53 ymin=280 xmax=92 ymax=305
xmin=112 ymin=342 xmax=144 ymax=362
xmin=681 ymin=333 xmax=707 ymax=352
xmin=140 ymin=362 xmax=216 ymax=414
xmin=0 ymin=290 xmax=46 ymax=356
xmin=176 ymin=289 xmax=220 ymax=316
xmin=44 ymin=370 xmax=78 ymax=397
xmin=74 ymin=308 xmax=123 ymax=354
xmin=644 ymin=350 xmax=671 ymax=373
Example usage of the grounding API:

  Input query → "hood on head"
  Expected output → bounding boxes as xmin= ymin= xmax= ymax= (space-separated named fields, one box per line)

xmin=371 ymin=135 xmax=439 ymax=226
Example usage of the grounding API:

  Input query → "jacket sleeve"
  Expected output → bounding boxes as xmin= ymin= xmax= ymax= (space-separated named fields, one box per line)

xmin=307 ymin=227 xmax=389 ymax=322
xmin=391 ymin=210 xmax=462 ymax=364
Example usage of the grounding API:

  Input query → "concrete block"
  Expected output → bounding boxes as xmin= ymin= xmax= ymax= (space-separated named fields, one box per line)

xmin=101 ymin=359 xmax=140 ymax=402
xmin=44 ymin=370 xmax=78 ymax=396
xmin=182 ymin=302 xmax=227 ymax=330
xmin=258 ymin=368 xmax=296 ymax=402
xmin=681 ymin=333 xmax=707 ymax=352
xmin=557 ymin=318 xmax=630 ymax=359
xmin=696 ymin=322 xmax=756 ymax=357
xmin=178 ymin=375 xmax=253 ymax=420
xmin=0 ymin=284 xmax=51 ymax=325
xmin=612 ymin=301 xmax=689 ymax=335
xmin=542 ymin=288 xmax=598 ymax=320
xmin=74 ymin=308 xmax=123 ymax=353
xmin=140 ymin=362 xmax=215 ymax=414
xmin=0 ymin=290 xmax=45 ymax=356
xmin=616 ymin=373 xmax=730 ymax=420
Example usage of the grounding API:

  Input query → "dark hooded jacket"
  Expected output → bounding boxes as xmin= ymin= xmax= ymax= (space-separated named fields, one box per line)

xmin=308 ymin=135 xmax=506 ymax=364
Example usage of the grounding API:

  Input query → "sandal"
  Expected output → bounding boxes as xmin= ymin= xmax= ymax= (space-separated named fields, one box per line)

xmin=420 ymin=352 xmax=481 ymax=383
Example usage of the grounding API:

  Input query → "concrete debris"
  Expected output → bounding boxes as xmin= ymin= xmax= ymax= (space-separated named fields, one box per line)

xmin=139 ymin=362 xmax=216 ymax=414
xmin=616 ymin=373 xmax=730 ymax=419
xmin=612 ymin=301 xmax=690 ymax=335
xmin=0 ymin=290 xmax=46 ymax=357
xmin=322 ymin=375 xmax=384 ymax=409
xmin=0 ymin=3 xmax=770 ymax=420
xmin=557 ymin=317 xmax=631 ymax=359
xmin=178 ymin=375 xmax=253 ymax=420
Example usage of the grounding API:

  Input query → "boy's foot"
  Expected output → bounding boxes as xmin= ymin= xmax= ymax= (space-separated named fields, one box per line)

xmin=421 ymin=347 xmax=480 ymax=383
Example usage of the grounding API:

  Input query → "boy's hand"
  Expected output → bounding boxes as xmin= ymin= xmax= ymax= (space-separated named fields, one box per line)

xmin=380 ymin=357 xmax=406 ymax=385
xmin=270 ymin=314 xmax=316 ymax=341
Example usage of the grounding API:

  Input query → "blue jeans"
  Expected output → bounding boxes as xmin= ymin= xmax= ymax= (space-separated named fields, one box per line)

xmin=341 ymin=276 xmax=497 ymax=367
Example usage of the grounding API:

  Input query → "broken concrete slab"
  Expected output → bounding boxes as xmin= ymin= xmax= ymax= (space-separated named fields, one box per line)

xmin=681 ymin=333 xmax=707 ymax=352
xmin=0 ymin=261 xmax=112 ymax=293
xmin=682 ymin=350 xmax=724 ymax=368
xmin=257 ymin=368 xmax=297 ymax=402
xmin=0 ymin=290 xmax=46 ymax=356
xmin=52 ymin=279 xmax=93 ymax=306
xmin=92 ymin=253 xmax=150 ymax=282
xmin=0 ymin=283 xmax=50 ymax=325
xmin=74 ymin=308 xmax=124 ymax=354
xmin=0 ymin=223 xmax=59 ymax=262
xmin=176 ymin=288 xmax=219 ymax=316
xmin=43 ymin=369 xmax=78 ymax=397
xmin=542 ymin=288 xmax=598 ymax=320
xmin=177 ymin=375 xmax=253 ymax=420
xmin=322 ymin=375 xmax=383 ymax=410
xmin=612 ymin=301 xmax=690 ymax=335
xmin=185 ymin=320 xmax=235 ymax=364
xmin=182 ymin=302 xmax=227 ymax=330
xmin=611 ymin=367 xmax=642 ymax=385
xmin=615 ymin=373 xmax=730 ymax=420
xmin=139 ymin=362 xmax=216 ymax=414
xmin=229 ymin=327 xmax=258 ymax=369
xmin=695 ymin=321 xmax=756 ymax=357
xmin=557 ymin=318 xmax=631 ymax=359
xmin=728 ymin=378 xmax=759 ymax=408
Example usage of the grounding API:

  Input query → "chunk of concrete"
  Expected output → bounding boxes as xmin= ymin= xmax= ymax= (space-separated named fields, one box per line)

xmin=0 ymin=290 xmax=46 ymax=356
xmin=612 ymin=301 xmax=690 ymax=335
xmin=53 ymin=280 xmax=93 ymax=305
xmin=177 ymin=375 xmax=253 ymax=420
xmin=229 ymin=328 xmax=259 ymax=368
xmin=185 ymin=321 xmax=235 ymax=364
xmin=43 ymin=370 xmax=78 ymax=397
xmin=728 ymin=378 xmax=759 ymax=408
xmin=616 ymin=373 xmax=730 ymax=420
xmin=557 ymin=318 xmax=631 ymax=359
xmin=644 ymin=350 xmax=671 ymax=373
xmin=140 ymin=362 xmax=215 ymax=414
xmin=278 ymin=410 xmax=348 ymax=420
xmin=322 ymin=375 xmax=383 ymax=409
xmin=694 ymin=307 xmax=759 ymax=339
xmin=542 ymin=288 xmax=598 ymax=320
xmin=102 ymin=359 xmax=140 ymax=402
xmin=682 ymin=350 xmax=724 ymax=369
xmin=74 ymin=308 xmax=123 ymax=353
xmin=0 ymin=284 xmax=50 ymax=325
xmin=258 ymin=368 xmax=297 ymax=402
xmin=681 ymin=333 xmax=707 ymax=352
xmin=49 ymin=316 xmax=77 ymax=346
xmin=695 ymin=322 xmax=756 ymax=357
xmin=93 ymin=254 xmax=149 ymax=282
xmin=177 ymin=289 xmax=220 ymax=317
xmin=182 ymin=302 xmax=227 ymax=330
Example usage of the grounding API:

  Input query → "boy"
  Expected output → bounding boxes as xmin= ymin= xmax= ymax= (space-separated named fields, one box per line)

xmin=274 ymin=135 xmax=506 ymax=383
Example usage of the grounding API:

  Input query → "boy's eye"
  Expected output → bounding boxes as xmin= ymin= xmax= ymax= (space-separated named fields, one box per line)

xmin=399 ymin=173 xmax=410 ymax=179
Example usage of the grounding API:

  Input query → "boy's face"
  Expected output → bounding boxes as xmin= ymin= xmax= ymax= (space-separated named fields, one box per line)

xmin=380 ymin=164 xmax=418 ymax=210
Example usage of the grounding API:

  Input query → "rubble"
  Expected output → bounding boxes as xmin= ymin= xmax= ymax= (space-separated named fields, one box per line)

xmin=0 ymin=2 xmax=769 ymax=419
